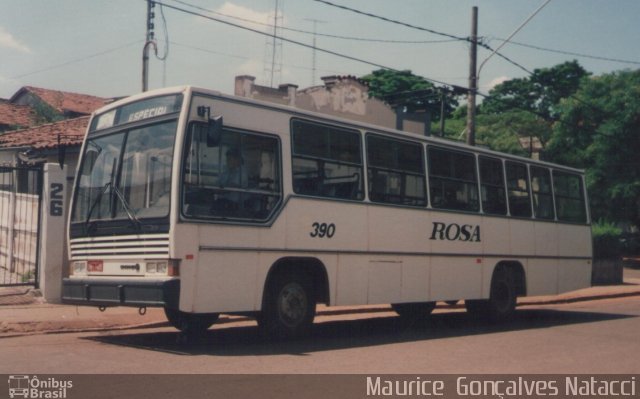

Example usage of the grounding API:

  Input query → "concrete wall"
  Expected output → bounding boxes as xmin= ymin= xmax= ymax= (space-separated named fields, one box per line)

xmin=234 ymin=75 xmax=427 ymax=136
xmin=38 ymin=163 xmax=67 ymax=303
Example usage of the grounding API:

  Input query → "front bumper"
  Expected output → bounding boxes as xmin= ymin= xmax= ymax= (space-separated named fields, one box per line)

xmin=62 ymin=278 xmax=179 ymax=308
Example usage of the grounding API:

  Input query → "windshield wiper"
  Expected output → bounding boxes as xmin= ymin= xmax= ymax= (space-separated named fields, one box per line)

xmin=112 ymin=184 xmax=142 ymax=231
xmin=84 ymin=182 xmax=112 ymax=233
xmin=84 ymin=182 xmax=142 ymax=232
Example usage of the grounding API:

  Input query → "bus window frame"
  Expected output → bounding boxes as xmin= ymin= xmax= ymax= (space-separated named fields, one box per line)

xmin=478 ymin=155 xmax=508 ymax=216
xmin=530 ymin=165 xmax=556 ymax=221
xmin=552 ymin=169 xmax=588 ymax=224
xmin=290 ymin=118 xmax=365 ymax=202
xmin=179 ymin=121 xmax=284 ymax=224
xmin=505 ymin=160 xmax=534 ymax=219
xmin=365 ymin=132 xmax=427 ymax=208
xmin=426 ymin=145 xmax=480 ymax=213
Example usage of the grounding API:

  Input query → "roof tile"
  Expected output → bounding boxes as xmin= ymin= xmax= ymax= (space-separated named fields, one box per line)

xmin=20 ymin=86 xmax=107 ymax=115
xmin=0 ymin=116 xmax=88 ymax=150
xmin=0 ymin=102 xmax=37 ymax=128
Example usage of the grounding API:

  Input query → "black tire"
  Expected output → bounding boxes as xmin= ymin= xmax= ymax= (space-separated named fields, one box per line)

xmin=466 ymin=266 xmax=517 ymax=322
xmin=260 ymin=273 xmax=316 ymax=339
xmin=164 ymin=307 xmax=219 ymax=333
xmin=391 ymin=302 xmax=436 ymax=320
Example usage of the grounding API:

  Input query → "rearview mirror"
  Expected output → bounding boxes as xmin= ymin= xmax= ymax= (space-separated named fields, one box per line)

xmin=206 ymin=116 xmax=223 ymax=147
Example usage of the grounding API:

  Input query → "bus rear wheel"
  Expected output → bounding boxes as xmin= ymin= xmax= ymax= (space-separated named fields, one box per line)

xmin=260 ymin=273 xmax=316 ymax=339
xmin=164 ymin=307 xmax=219 ymax=334
xmin=391 ymin=302 xmax=436 ymax=320
xmin=466 ymin=266 xmax=517 ymax=322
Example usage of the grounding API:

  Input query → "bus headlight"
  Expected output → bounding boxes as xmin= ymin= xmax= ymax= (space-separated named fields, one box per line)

xmin=156 ymin=261 xmax=168 ymax=274
xmin=145 ymin=260 xmax=177 ymax=275
xmin=146 ymin=262 xmax=157 ymax=274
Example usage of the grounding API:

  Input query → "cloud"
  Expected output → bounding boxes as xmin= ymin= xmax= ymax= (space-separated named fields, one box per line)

xmin=237 ymin=58 xmax=263 ymax=77
xmin=0 ymin=26 xmax=31 ymax=53
xmin=216 ymin=2 xmax=282 ymax=27
xmin=486 ymin=76 xmax=509 ymax=90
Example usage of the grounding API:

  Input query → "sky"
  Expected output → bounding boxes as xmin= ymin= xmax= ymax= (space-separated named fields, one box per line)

xmin=1 ymin=0 xmax=639 ymax=101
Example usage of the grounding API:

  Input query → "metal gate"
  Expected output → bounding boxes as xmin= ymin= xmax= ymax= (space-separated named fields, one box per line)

xmin=0 ymin=165 xmax=43 ymax=287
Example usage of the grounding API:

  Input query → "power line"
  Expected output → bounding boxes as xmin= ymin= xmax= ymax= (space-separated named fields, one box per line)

xmin=154 ymin=0 xmax=470 ymax=91
xmin=171 ymin=41 xmax=346 ymax=76
xmin=310 ymin=0 xmax=536 ymax=83
xmin=11 ymin=40 xmax=142 ymax=80
xmin=167 ymin=0 xmax=459 ymax=44
xmin=155 ymin=1 xmax=396 ymax=71
xmin=478 ymin=0 xmax=552 ymax=78
xmin=495 ymin=39 xmax=640 ymax=66
xmin=480 ymin=42 xmax=533 ymax=75
xmin=312 ymin=0 xmax=469 ymax=43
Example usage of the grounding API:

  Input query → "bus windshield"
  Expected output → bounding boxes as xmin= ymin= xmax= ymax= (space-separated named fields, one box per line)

xmin=71 ymin=120 xmax=177 ymax=225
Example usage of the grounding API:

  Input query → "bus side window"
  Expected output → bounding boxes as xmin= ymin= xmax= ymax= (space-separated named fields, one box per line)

xmin=479 ymin=156 xmax=507 ymax=215
xmin=428 ymin=147 xmax=479 ymax=212
xmin=506 ymin=161 xmax=532 ymax=218
xmin=366 ymin=134 xmax=426 ymax=207
xmin=531 ymin=166 xmax=555 ymax=220
xmin=291 ymin=119 xmax=364 ymax=201
xmin=553 ymin=171 xmax=587 ymax=223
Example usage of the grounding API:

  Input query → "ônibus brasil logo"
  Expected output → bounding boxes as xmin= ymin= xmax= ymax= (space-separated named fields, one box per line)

xmin=8 ymin=375 xmax=73 ymax=399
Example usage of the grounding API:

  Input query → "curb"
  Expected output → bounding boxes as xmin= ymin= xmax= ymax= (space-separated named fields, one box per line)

xmin=1 ymin=288 xmax=640 ymax=339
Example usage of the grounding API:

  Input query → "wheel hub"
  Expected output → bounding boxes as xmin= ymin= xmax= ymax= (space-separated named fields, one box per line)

xmin=279 ymin=284 xmax=307 ymax=327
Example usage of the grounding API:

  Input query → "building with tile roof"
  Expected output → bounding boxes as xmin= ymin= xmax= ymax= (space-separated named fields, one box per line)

xmin=0 ymin=85 xmax=109 ymax=169
xmin=0 ymin=116 xmax=88 ymax=166
xmin=10 ymin=86 xmax=108 ymax=119
xmin=0 ymin=100 xmax=38 ymax=132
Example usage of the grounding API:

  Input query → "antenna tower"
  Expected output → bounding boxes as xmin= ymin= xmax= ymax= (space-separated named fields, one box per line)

xmin=304 ymin=18 xmax=326 ymax=86
xmin=263 ymin=0 xmax=284 ymax=87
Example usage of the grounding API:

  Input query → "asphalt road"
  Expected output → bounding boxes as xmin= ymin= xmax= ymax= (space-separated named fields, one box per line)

xmin=1 ymin=296 xmax=639 ymax=374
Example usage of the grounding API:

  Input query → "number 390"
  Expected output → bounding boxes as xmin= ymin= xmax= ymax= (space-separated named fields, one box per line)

xmin=310 ymin=222 xmax=336 ymax=238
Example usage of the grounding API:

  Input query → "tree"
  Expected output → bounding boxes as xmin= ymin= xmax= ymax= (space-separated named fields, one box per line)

xmin=476 ymin=111 xmax=548 ymax=157
xmin=546 ymin=69 xmax=640 ymax=227
xmin=360 ymin=69 xmax=458 ymax=119
xmin=481 ymin=60 xmax=590 ymax=122
xmin=477 ymin=61 xmax=590 ymax=155
xmin=437 ymin=106 xmax=543 ymax=157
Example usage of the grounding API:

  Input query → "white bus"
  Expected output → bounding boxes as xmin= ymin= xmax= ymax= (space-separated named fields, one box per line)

xmin=62 ymin=86 xmax=592 ymax=338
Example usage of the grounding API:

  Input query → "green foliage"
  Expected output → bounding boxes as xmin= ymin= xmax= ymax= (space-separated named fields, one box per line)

xmin=360 ymin=69 xmax=458 ymax=119
xmin=591 ymin=220 xmax=622 ymax=259
xmin=32 ymin=100 xmax=63 ymax=124
xmin=476 ymin=111 xmax=549 ymax=157
xmin=436 ymin=108 xmax=530 ymax=156
xmin=547 ymin=69 xmax=640 ymax=227
xmin=478 ymin=61 xmax=590 ymax=156
xmin=481 ymin=60 xmax=590 ymax=122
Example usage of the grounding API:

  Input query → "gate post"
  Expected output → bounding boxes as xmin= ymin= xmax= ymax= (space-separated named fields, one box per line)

xmin=7 ymin=172 xmax=16 ymax=272
xmin=38 ymin=163 xmax=67 ymax=303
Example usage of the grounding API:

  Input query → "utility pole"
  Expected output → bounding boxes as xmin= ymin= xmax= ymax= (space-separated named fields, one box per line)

xmin=142 ymin=0 xmax=156 ymax=92
xmin=440 ymin=89 xmax=446 ymax=137
xmin=466 ymin=6 xmax=478 ymax=146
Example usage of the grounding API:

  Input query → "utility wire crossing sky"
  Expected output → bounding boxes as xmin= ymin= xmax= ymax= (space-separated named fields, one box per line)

xmin=1 ymin=0 xmax=638 ymax=99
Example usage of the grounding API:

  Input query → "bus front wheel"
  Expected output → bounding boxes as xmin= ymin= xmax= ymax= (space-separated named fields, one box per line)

xmin=466 ymin=266 xmax=517 ymax=322
xmin=260 ymin=273 xmax=316 ymax=339
xmin=164 ymin=307 xmax=219 ymax=334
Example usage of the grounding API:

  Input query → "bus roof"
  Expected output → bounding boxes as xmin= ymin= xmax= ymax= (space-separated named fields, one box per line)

xmin=92 ymin=85 xmax=585 ymax=175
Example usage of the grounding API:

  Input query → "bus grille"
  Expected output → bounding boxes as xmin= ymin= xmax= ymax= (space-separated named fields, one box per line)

xmin=69 ymin=234 xmax=170 ymax=260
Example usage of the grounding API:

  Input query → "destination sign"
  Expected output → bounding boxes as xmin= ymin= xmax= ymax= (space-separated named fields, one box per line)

xmin=126 ymin=105 xmax=169 ymax=122
xmin=90 ymin=94 xmax=183 ymax=132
